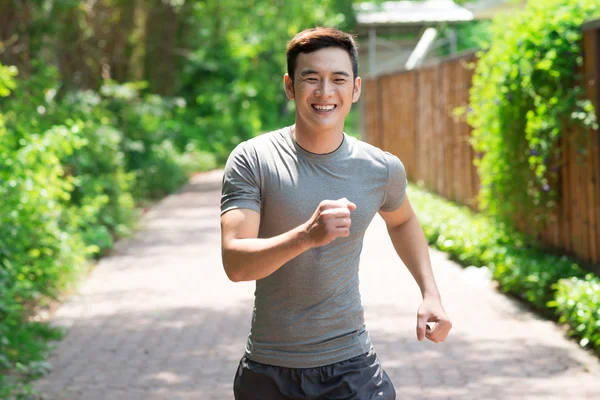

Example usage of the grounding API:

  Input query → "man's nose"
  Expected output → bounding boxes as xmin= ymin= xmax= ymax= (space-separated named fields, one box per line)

xmin=316 ymin=80 xmax=334 ymax=97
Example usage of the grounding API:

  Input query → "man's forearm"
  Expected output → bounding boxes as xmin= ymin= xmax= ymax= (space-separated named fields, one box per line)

xmin=387 ymin=215 xmax=440 ymax=299
xmin=222 ymin=224 xmax=312 ymax=282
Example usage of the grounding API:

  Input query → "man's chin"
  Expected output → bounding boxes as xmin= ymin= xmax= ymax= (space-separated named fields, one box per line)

xmin=311 ymin=124 xmax=344 ymax=132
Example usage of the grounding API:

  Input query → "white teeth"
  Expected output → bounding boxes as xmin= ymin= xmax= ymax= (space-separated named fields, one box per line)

xmin=313 ymin=105 xmax=335 ymax=111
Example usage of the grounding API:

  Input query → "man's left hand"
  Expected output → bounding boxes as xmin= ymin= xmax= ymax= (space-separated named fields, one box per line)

xmin=416 ymin=297 xmax=452 ymax=343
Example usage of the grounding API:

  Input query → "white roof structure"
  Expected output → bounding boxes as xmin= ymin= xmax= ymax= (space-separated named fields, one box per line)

xmin=356 ymin=0 xmax=474 ymax=26
xmin=463 ymin=0 xmax=524 ymax=20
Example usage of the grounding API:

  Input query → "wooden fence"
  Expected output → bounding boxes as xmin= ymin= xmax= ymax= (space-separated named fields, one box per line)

xmin=362 ymin=20 xmax=600 ymax=267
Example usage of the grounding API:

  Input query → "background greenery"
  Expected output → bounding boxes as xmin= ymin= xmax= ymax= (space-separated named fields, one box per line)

xmin=409 ymin=182 xmax=600 ymax=357
xmin=0 ymin=0 xmax=376 ymax=397
xmin=467 ymin=0 xmax=600 ymax=230
xmin=2 ymin=0 xmax=600 ymax=398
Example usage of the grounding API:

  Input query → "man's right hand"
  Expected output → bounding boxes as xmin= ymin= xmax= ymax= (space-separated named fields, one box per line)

xmin=302 ymin=198 xmax=357 ymax=247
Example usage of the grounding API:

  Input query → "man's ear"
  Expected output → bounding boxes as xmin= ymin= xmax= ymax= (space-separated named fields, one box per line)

xmin=284 ymin=73 xmax=295 ymax=100
xmin=352 ymin=76 xmax=362 ymax=103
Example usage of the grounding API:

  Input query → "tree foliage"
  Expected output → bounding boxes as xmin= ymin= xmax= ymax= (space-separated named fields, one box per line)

xmin=0 ymin=1 xmax=367 ymax=396
xmin=1 ymin=0 xmax=367 ymax=162
xmin=467 ymin=0 xmax=600 ymax=229
xmin=1 ymin=0 xmax=492 ymax=395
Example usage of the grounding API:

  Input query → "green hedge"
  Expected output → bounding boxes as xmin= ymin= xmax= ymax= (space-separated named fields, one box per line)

xmin=554 ymin=276 xmax=600 ymax=349
xmin=460 ymin=0 xmax=600 ymax=358
xmin=467 ymin=0 xmax=600 ymax=229
xmin=0 ymin=63 xmax=216 ymax=398
xmin=409 ymin=184 xmax=599 ymax=355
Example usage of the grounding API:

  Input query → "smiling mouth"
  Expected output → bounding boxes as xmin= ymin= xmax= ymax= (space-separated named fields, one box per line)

xmin=312 ymin=104 xmax=337 ymax=113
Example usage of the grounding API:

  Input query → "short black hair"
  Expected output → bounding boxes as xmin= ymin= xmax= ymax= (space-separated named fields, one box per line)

xmin=286 ymin=27 xmax=358 ymax=81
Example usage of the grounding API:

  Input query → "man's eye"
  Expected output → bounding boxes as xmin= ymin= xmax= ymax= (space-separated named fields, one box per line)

xmin=306 ymin=78 xmax=318 ymax=83
xmin=334 ymin=79 xmax=346 ymax=83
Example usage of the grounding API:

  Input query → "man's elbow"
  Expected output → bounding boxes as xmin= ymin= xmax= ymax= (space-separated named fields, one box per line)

xmin=224 ymin=267 xmax=244 ymax=283
xmin=222 ymin=251 xmax=244 ymax=282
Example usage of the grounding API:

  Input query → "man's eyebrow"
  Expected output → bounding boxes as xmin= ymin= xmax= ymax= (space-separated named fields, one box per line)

xmin=298 ymin=69 xmax=351 ymax=77
xmin=332 ymin=71 xmax=351 ymax=77
xmin=299 ymin=69 xmax=319 ymax=76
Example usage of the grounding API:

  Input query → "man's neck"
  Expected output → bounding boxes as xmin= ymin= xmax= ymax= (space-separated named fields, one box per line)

xmin=291 ymin=123 xmax=344 ymax=155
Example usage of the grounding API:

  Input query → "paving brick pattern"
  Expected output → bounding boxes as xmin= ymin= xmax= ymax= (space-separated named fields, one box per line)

xmin=34 ymin=170 xmax=600 ymax=399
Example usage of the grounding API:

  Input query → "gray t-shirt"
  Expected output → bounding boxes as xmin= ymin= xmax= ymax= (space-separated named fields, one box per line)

xmin=221 ymin=126 xmax=407 ymax=368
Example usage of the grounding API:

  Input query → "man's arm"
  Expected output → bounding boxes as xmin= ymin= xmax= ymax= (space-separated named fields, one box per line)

xmin=221 ymin=198 xmax=356 ymax=282
xmin=379 ymin=195 xmax=452 ymax=343
xmin=221 ymin=208 xmax=311 ymax=282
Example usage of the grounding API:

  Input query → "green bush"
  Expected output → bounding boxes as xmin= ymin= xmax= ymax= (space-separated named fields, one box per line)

xmin=60 ymin=121 xmax=138 ymax=254
xmin=0 ymin=64 xmax=17 ymax=96
xmin=408 ymin=183 xmax=598 ymax=354
xmin=182 ymin=146 xmax=218 ymax=173
xmin=99 ymin=83 xmax=203 ymax=198
xmin=0 ymin=63 xmax=211 ymax=397
xmin=467 ymin=0 xmax=600 ymax=229
xmin=128 ymin=139 xmax=191 ymax=199
xmin=1 ymin=68 xmax=208 ymax=201
xmin=1 ymin=61 xmax=62 ymax=148
xmin=554 ymin=275 xmax=600 ymax=350
xmin=0 ymin=124 xmax=90 ymax=396
xmin=413 ymin=187 xmax=519 ymax=268
xmin=2 ymin=72 xmax=139 ymax=254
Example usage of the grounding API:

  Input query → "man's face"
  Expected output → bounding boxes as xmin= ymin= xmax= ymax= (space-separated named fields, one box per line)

xmin=284 ymin=47 xmax=361 ymax=133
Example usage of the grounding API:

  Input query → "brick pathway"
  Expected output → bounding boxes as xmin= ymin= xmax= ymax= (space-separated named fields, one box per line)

xmin=34 ymin=170 xmax=600 ymax=399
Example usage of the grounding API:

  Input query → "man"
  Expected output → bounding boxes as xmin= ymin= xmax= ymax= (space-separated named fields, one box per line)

xmin=220 ymin=27 xmax=451 ymax=400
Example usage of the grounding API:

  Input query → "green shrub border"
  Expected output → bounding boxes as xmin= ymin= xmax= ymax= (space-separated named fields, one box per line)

xmin=409 ymin=183 xmax=600 ymax=355
xmin=0 ymin=65 xmax=216 ymax=398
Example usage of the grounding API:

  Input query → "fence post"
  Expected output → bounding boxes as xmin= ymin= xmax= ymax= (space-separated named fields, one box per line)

xmin=583 ymin=19 xmax=600 ymax=268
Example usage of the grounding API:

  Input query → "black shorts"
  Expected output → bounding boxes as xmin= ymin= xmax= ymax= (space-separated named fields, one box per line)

xmin=233 ymin=350 xmax=396 ymax=400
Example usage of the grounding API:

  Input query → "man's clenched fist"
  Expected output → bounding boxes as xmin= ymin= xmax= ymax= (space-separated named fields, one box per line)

xmin=302 ymin=198 xmax=357 ymax=247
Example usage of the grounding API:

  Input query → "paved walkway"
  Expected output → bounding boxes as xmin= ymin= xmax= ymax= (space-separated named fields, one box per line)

xmin=35 ymin=170 xmax=600 ymax=400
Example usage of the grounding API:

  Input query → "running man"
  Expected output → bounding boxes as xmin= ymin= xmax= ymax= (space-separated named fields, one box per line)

xmin=220 ymin=27 xmax=452 ymax=400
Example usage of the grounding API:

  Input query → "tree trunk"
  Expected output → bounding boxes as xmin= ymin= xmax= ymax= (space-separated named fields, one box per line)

xmin=0 ymin=0 xmax=32 ymax=77
xmin=143 ymin=0 xmax=179 ymax=95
